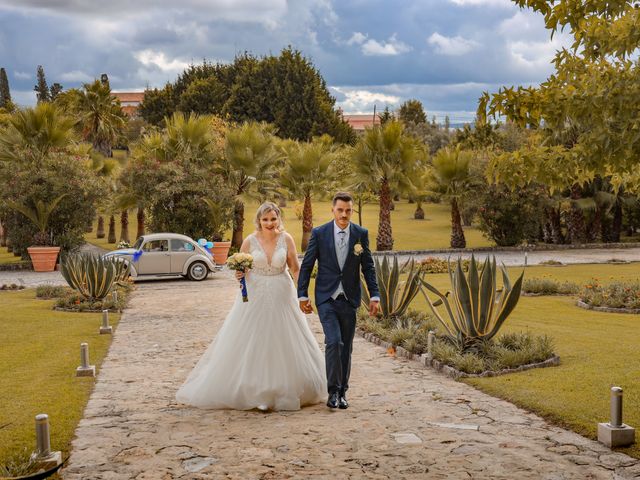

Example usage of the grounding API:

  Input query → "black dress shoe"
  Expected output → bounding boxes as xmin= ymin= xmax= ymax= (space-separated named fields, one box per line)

xmin=338 ymin=395 xmax=349 ymax=409
xmin=327 ymin=392 xmax=339 ymax=409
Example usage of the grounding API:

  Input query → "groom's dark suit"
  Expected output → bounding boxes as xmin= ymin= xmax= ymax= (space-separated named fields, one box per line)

xmin=298 ymin=221 xmax=379 ymax=396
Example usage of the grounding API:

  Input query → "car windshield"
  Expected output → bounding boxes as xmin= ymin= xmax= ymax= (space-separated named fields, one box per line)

xmin=133 ymin=237 xmax=144 ymax=250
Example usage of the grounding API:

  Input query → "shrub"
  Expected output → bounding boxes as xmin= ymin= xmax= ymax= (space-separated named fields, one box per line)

xmin=523 ymin=277 xmax=579 ymax=295
xmin=580 ymin=280 xmax=640 ymax=309
xmin=1 ymin=153 xmax=104 ymax=257
xmin=389 ymin=326 xmax=415 ymax=347
xmin=35 ymin=285 xmax=68 ymax=298
xmin=539 ymin=259 xmax=563 ymax=266
xmin=477 ymin=183 xmax=545 ymax=246
xmin=417 ymin=257 xmax=478 ymax=274
xmin=452 ymin=353 xmax=486 ymax=374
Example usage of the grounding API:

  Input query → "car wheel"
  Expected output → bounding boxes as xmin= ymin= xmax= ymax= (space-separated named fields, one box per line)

xmin=187 ymin=261 xmax=209 ymax=281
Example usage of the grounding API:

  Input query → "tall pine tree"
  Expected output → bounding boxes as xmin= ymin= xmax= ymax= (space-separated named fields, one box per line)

xmin=0 ymin=68 xmax=11 ymax=108
xmin=34 ymin=65 xmax=50 ymax=103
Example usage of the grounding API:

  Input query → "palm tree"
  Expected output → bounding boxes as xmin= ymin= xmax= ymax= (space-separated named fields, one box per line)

xmin=62 ymin=80 xmax=127 ymax=157
xmin=410 ymin=164 xmax=434 ymax=220
xmin=0 ymin=103 xmax=75 ymax=163
xmin=54 ymin=81 xmax=130 ymax=243
xmin=431 ymin=146 xmax=474 ymax=248
xmin=89 ymin=151 xmax=119 ymax=239
xmin=279 ymin=136 xmax=336 ymax=250
xmin=221 ymin=122 xmax=279 ymax=249
xmin=351 ymin=121 xmax=421 ymax=251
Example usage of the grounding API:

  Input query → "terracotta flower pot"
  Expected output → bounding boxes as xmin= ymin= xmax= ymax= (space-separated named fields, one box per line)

xmin=211 ymin=241 xmax=232 ymax=265
xmin=27 ymin=246 xmax=61 ymax=272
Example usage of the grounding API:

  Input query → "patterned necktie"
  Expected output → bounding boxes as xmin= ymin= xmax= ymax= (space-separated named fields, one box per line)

xmin=338 ymin=230 xmax=347 ymax=268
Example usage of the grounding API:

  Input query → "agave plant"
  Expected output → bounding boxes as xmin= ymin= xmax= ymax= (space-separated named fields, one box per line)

xmin=361 ymin=256 xmax=422 ymax=318
xmin=61 ymin=253 xmax=130 ymax=300
xmin=420 ymin=255 xmax=524 ymax=350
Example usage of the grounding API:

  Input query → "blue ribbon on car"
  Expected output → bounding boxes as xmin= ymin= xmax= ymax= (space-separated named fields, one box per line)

xmin=132 ymin=250 xmax=143 ymax=262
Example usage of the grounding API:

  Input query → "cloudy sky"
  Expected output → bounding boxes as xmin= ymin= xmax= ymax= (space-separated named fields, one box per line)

xmin=0 ymin=0 xmax=569 ymax=123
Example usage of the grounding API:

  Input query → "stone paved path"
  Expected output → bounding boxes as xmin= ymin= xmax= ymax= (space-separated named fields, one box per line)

xmin=62 ymin=273 xmax=640 ymax=479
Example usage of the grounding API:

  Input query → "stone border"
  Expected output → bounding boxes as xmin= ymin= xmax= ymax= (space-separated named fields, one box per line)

xmin=53 ymin=306 xmax=123 ymax=313
xmin=356 ymin=328 xmax=561 ymax=379
xmin=576 ymin=299 xmax=640 ymax=315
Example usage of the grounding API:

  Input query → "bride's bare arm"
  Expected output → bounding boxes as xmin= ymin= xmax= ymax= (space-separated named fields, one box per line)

xmin=285 ymin=233 xmax=300 ymax=283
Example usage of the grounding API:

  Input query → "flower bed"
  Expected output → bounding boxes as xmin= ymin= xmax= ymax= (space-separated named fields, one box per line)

xmin=579 ymin=280 xmax=640 ymax=312
xmin=357 ymin=309 xmax=558 ymax=377
xmin=36 ymin=282 xmax=134 ymax=312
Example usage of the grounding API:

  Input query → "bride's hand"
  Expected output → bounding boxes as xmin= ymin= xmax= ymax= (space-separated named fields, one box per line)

xmin=235 ymin=269 xmax=246 ymax=281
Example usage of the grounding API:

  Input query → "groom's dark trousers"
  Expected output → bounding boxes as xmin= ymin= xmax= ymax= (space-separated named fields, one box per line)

xmin=316 ymin=295 xmax=356 ymax=395
xmin=298 ymin=221 xmax=379 ymax=396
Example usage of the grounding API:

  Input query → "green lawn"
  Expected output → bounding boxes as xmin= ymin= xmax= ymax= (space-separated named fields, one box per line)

xmin=0 ymin=246 xmax=23 ymax=265
xmin=0 ymin=290 xmax=120 ymax=464
xmin=86 ymin=200 xmax=493 ymax=252
xmin=413 ymin=262 xmax=640 ymax=458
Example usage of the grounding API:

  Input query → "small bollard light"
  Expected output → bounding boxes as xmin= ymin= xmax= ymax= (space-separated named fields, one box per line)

xmin=80 ymin=343 xmax=89 ymax=368
xmin=112 ymin=289 xmax=118 ymax=304
xmin=420 ymin=330 xmax=435 ymax=367
xmin=427 ymin=331 xmax=435 ymax=360
xmin=35 ymin=414 xmax=51 ymax=457
xmin=33 ymin=414 xmax=62 ymax=469
xmin=611 ymin=386 xmax=623 ymax=428
xmin=100 ymin=309 xmax=112 ymax=335
xmin=598 ymin=386 xmax=635 ymax=448
xmin=76 ymin=342 xmax=96 ymax=377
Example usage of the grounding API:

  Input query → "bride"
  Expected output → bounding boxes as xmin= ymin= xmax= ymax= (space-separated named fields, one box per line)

xmin=176 ymin=202 xmax=327 ymax=411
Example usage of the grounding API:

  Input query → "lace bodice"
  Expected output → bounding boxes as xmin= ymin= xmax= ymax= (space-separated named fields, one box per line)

xmin=249 ymin=233 xmax=288 ymax=276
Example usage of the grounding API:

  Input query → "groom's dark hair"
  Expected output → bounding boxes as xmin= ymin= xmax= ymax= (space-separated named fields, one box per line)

xmin=332 ymin=192 xmax=353 ymax=205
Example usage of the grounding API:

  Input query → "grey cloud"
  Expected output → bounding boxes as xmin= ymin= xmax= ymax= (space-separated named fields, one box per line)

xmin=0 ymin=0 xmax=566 ymax=116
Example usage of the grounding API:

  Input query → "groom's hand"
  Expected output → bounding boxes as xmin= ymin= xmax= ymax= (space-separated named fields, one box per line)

xmin=368 ymin=300 xmax=380 ymax=317
xmin=299 ymin=300 xmax=313 ymax=314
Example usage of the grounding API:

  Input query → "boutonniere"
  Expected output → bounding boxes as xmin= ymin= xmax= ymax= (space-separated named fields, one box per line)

xmin=353 ymin=241 xmax=363 ymax=256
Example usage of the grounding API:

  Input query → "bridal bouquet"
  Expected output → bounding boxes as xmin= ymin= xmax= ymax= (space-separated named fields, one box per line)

xmin=227 ymin=253 xmax=253 ymax=302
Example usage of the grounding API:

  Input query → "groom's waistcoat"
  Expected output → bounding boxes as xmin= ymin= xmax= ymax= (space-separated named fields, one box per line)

xmin=298 ymin=221 xmax=379 ymax=308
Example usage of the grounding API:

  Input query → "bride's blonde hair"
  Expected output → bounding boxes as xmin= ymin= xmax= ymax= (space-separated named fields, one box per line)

xmin=254 ymin=201 xmax=285 ymax=231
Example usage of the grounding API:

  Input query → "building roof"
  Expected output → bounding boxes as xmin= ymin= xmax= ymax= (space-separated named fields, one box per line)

xmin=112 ymin=92 xmax=145 ymax=103
xmin=342 ymin=114 xmax=380 ymax=131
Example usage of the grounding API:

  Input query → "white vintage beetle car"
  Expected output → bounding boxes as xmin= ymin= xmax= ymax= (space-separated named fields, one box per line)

xmin=103 ymin=233 xmax=217 ymax=281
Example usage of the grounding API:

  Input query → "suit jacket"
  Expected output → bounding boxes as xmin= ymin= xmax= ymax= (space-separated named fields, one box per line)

xmin=298 ymin=221 xmax=379 ymax=309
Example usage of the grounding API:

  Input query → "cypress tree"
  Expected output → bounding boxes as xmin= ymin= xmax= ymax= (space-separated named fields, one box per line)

xmin=34 ymin=65 xmax=50 ymax=103
xmin=0 ymin=68 xmax=11 ymax=108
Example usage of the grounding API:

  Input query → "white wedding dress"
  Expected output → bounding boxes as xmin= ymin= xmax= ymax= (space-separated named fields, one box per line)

xmin=176 ymin=232 xmax=326 ymax=411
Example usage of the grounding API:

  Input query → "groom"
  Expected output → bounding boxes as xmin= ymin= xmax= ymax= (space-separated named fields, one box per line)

xmin=298 ymin=192 xmax=380 ymax=409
